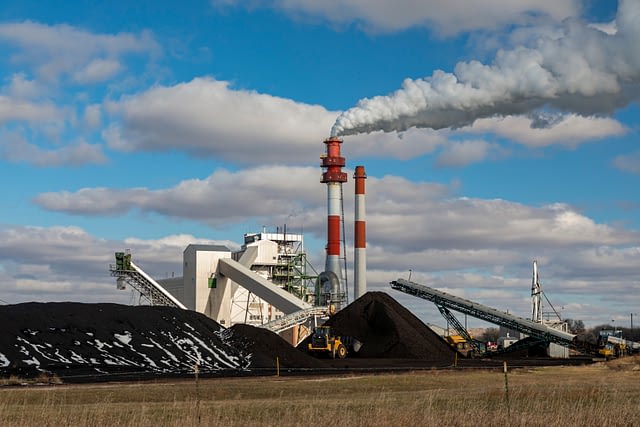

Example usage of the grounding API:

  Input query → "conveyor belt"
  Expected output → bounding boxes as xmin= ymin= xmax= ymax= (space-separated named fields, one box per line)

xmin=390 ymin=279 xmax=575 ymax=346
xmin=111 ymin=252 xmax=187 ymax=309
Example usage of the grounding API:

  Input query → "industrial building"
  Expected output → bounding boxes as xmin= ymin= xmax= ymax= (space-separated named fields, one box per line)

xmin=111 ymin=137 xmax=359 ymax=345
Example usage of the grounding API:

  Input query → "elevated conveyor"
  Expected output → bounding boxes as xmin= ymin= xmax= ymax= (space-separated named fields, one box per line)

xmin=110 ymin=252 xmax=187 ymax=309
xmin=218 ymin=257 xmax=311 ymax=315
xmin=260 ymin=307 xmax=329 ymax=334
xmin=390 ymin=279 xmax=575 ymax=346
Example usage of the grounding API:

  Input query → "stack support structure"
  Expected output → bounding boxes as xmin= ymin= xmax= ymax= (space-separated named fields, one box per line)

xmin=354 ymin=165 xmax=367 ymax=299
xmin=320 ymin=137 xmax=347 ymax=295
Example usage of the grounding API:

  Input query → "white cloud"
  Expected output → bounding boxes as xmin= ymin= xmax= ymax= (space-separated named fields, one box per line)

xmin=0 ymin=95 xmax=60 ymax=125
xmin=83 ymin=104 xmax=102 ymax=129
xmin=613 ymin=150 xmax=640 ymax=174
xmin=435 ymin=140 xmax=498 ymax=168
xmin=0 ymin=132 xmax=107 ymax=167
xmin=463 ymin=114 xmax=627 ymax=148
xmin=104 ymin=77 xmax=338 ymax=164
xmin=342 ymin=128 xmax=448 ymax=161
xmin=0 ymin=225 xmax=230 ymax=304
xmin=33 ymin=165 xmax=327 ymax=227
xmin=73 ymin=58 xmax=123 ymax=84
xmin=2 ymin=73 xmax=42 ymax=99
xmin=0 ymin=21 xmax=159 ymax=83
xmin=0 ymin=23 xmax=160 ymax=167
xmin=34 ymin=168 xmax=637 ymax=254
xmin=212 ymin=0 xmax=578 ymax=35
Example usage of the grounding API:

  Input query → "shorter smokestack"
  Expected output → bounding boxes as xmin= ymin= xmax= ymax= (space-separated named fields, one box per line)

xmin=354 ymin=165 xmax=367 ymax=299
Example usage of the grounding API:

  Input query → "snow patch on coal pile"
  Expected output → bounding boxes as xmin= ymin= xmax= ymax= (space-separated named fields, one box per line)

xmin=0 ymin=302 xmax=249 ymax=378
xmin=226 ymin=324 xmax=327 ymax=369
xmin=321 ymin=292 xmax=455 ymax=361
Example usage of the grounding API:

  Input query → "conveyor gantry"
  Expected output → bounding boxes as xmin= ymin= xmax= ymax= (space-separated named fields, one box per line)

xmin=110 ymin=251 xmax=187 ymax=309
xmin=259 ymin=307 xmax=329 ymax=334
xmin=390 ymin=279 xmax=575 ymax=346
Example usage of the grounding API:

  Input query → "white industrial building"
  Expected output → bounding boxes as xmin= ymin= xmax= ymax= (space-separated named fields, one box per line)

xmin=114 ymin=230 xmax=320 ymax=332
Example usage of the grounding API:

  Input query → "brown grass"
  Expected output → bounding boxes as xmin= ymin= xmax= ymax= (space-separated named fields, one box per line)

xmin=1 ymin=359 xmax=640 ymax=426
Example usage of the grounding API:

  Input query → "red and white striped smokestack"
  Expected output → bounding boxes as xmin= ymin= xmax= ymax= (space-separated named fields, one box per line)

xmin=354 ymin=165 xmax=367 ymax=299
xmin=321 ymin=137 xmax=347 ymax=285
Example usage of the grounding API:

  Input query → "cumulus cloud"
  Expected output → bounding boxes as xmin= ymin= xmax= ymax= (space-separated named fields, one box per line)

xmin=72 ymin=58 xmax=123 ymax=84
xmin=0 ymin=22 xmax=160 ymax=167
xmin=33 ymin=165 xmax=327 ymax=227
xmin=332 ymin=0 xmax=640 ymax=137
xmin=212 ymin=0 xmax=578 ymax=35
xmin=0 ymin=133 xmax=107 ymax=167
xmin=0 ymin=225 xmax=231 ymax=304
xmin=103 ymin=78 xmax=457 ymax=164
xmin=103 ymin=78 xmax=338 ymax=164
xmin=2 ymin=73 xmax=42 ymax=99
xmin=35 ymin=167 xmax=638 ymax=254
xmin=0 ymin=95 xmax=60 ymax=125
xmin=463 ymin=114 xmax=627 ymax=148
xmin=0 ymin=21 xmax=159 ymax=83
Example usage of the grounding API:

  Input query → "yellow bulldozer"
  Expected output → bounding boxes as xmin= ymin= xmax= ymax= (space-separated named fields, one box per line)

xmin=307 ymin=326 xmax=361 ymax=359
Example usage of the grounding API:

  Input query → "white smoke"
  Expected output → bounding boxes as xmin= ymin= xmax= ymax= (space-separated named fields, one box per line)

xmin=332 ymin=0 xmax=640 ymax=137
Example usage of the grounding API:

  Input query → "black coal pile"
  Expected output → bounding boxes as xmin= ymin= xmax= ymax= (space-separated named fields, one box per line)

xmin=226 ymin=324 xmax=327 ymax=370
xmin=314 ymin=291 xmax=455 ymax=362
xmin=0 ymin=302 xmax=250 ymax=380
xmin=0 ymin=292 xmax=461 ymax=381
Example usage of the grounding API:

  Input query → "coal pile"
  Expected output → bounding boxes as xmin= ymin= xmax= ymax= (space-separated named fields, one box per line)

xmin=310 ymin=291 xmax=455 ymax=362
xmin=0 ymin=302 xmax=250 ymax=380
xmin=226 ymin=324 xmax=327 ymax=370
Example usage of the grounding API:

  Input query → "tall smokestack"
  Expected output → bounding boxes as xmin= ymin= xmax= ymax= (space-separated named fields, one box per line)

xmin=354 ymin=165 xmax=367 ymax=299
xmin=321 ymin=137 xmax=347 ymax=297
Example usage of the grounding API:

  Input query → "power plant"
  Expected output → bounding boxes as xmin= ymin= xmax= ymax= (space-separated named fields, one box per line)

xmin=111 ymin=136 xmax=365 ymax=346
xmin=109 ymin=136 xmax=637 ymax=361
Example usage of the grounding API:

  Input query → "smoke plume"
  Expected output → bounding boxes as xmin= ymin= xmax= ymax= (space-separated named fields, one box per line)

xmin=332 ymin=0 xmax=640 ymax=137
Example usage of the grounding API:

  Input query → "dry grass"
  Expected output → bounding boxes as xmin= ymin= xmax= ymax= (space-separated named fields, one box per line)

xmin=1 ymin=359 xmax=640 ymax=426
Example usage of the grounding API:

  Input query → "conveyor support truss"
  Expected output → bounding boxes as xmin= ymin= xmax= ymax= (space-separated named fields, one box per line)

xmin=390 ymin=279 xmax=575 ymax=346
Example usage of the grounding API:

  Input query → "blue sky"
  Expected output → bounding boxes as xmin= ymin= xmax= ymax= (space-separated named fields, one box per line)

xmin=1 ymin=0 xmax=638 ymax=329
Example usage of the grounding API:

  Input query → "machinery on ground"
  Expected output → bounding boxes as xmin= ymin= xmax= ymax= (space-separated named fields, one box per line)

xmin=596 ymin=329 xmax=640 ymax=359
xmin=307 ymin=326 xmax=361 ymax=359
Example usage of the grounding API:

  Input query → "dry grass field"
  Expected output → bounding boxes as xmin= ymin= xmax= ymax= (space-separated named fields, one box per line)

xmin=1 ymin=357 xmax=639 ymax=426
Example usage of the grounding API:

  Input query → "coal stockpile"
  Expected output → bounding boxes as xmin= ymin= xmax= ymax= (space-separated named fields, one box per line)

xmin=0 ymin=302 xmax=250 ymax=380
xmin=226 ymin=323 xmax=327 ymax=370
xmin=312 ymin=291 xmax=456 ymax=362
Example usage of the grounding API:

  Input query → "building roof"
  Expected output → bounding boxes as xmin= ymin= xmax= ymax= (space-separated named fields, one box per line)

xmin=184 ymin=244 xmax=231 ymax=253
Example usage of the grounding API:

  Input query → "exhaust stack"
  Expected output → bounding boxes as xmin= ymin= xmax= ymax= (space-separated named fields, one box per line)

xmin=354 ymin=165 xmax=367 ymax=299
xmin=320 ymin=137 xmax=347 ymax=308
